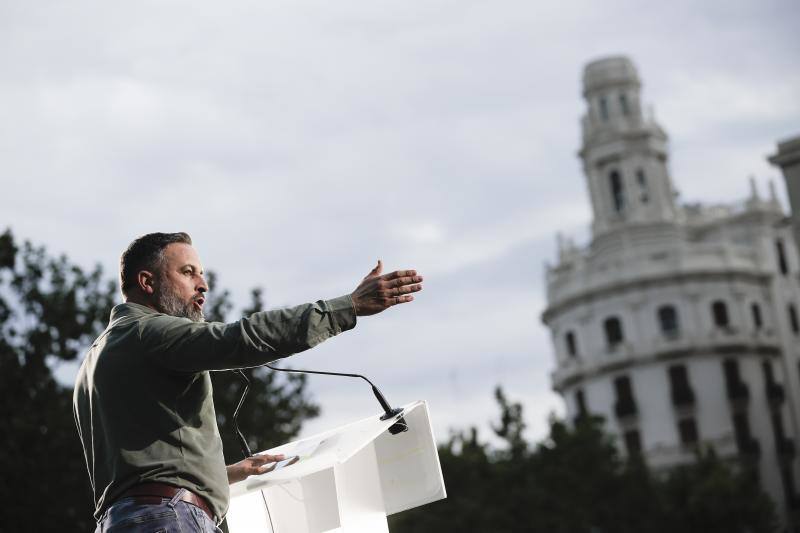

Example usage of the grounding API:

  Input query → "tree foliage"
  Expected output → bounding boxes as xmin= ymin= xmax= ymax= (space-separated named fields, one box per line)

xmin=0 ymin=229 xmax=116 ymax=531
xmin=389 ymin=386 xmax=778 ymax=533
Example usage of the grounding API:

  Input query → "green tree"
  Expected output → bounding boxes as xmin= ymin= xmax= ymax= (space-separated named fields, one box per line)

xmin=659 ymin=450 xmax=777 ymax=532
xmin=0 ymin=229 xmax=116 ymax=531
xmin=389 ymin=387 xmax=778 ymax=533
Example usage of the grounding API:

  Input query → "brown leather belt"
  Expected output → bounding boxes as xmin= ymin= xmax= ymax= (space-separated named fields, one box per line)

xmin=120 ymin=482 xmax=215 ymax=523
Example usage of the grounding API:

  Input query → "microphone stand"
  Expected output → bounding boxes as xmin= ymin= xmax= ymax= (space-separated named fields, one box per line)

xmin=231 ymin=364 xmax=408 ymax=460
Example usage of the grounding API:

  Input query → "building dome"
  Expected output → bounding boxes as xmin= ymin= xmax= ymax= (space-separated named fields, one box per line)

xmin=583 ymin=56 xmax=641 ymax=96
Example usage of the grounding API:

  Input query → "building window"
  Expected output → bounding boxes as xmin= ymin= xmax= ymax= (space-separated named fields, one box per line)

xmin=604 ymin=317 xmax=624 ymax=347
xmin=613 ymin=375 xmax=637 ymax=418
xmin=763 ymin=360 xmax=785 ymax=405
xmin=599 ymin=97 xmax=609 ymax=121
xmin=636 ymin=168 xmax=648 ymax=203
xmin=565 ymin=331 xmax=578 ymax=358
xmin=711 ymin=300 xmax=730 ymax=328
xmin=770 ymin=410 xmax=793 ymax=460
xmin=658 ymin=305 xmax=679 ymax=336
xmin=751 ymin=303 xmax=763 ymax=330
xmin=780 ymin=466 xmax=799 ymax=510
xmin=776 ymin=239 xmax=789 ymax=275
xmin=619 ymin=93 xmax=630 ymax=116
xmin=788 ymin=304 xmax=799 ymax=335
xmin=668 ymin=364 xmax=695 ymax=407
xmin=678 ymin=418 xmax=699 ymax=446
xmin=575 ymin=389 xmax=588 ymax=420
xmin=609 ymin=170 xmax=626 ymax=213
xmin=797 ymin=361 xmax=800 ymax=389
xmin=732 ymin=412 xmax=759 ymax=457
xmin=623 ymin=429 xmax=642 ymax=455
xmin=723 ymin=359 xmax=749 ymax=401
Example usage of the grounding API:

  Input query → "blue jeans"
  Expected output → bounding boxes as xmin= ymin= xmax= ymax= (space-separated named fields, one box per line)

xmin=95 ymin=489 xmax=222 ymax=532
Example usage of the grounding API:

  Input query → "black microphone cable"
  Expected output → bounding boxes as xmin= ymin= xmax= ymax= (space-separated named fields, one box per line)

xmin=233 ymin=369 xmax=254 ymax=459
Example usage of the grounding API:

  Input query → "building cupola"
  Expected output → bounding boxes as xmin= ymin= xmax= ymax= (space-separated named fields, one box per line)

xmin=579 ymin=56 xmax=679 ymax=236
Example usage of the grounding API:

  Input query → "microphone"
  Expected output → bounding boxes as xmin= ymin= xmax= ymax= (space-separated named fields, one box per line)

xmin=263 ymin=362 xmax=409 ymax=436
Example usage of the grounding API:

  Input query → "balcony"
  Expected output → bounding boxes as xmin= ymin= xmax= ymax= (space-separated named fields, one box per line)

xmin=777 ymin=438 xmax=796 ymax=459
xmin=615 ymin=396 xmax=637 ymax=419
xmin=766 ymin=382 xmax=786 ymax=406
xmin=726 ymin=381 xmax=749 ymax=402
xmin=671 ymin=385 xmax=695 ymax=408
xmin=736 ymin=437 xmax=761 ymax=459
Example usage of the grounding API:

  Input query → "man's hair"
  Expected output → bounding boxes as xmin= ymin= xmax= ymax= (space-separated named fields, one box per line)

xmin=119 ymin=232 xmax=192 ymax=297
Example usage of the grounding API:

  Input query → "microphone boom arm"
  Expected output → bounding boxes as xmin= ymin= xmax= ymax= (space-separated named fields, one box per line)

xmin=264 ymin=363 xmax=408 ymax=430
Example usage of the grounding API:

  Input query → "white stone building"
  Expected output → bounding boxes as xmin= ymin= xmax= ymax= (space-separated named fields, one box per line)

xmin=770 ymin=135 xmax=800 ymax=252
xmin=541 ymin=56 xmax=800 ymax=526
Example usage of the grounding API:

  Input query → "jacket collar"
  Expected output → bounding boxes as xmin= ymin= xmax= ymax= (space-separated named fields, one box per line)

xmin=109 ymin=301 xmax=159 ymax=322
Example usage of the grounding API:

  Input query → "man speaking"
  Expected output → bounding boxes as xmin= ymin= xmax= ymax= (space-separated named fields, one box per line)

xmin=73 ymin=232 xmax=423 ymax=532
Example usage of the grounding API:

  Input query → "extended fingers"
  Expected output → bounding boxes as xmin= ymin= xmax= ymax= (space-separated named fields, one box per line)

xmin=254 ymin=453 xmax=285 ymax=464
xmin=375 ymin=281 xmax=422 ymax=299
xmin=255 ymin=463 xmax=277 ymax=474
xmin=391 ymin=294 xmax=415 ymax=306
xmin=383 ymin=269 xmax=418 ymax=280
xmin=250 ymin=454 xmax=284 ymax=473
xmin=386 ymin=274 xmax=423 ymax=288
xmin=394 ymin=283 xmax=422 ymax=295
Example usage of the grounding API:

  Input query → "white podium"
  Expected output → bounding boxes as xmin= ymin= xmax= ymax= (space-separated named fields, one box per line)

xmin=226 ymin=400 xmax=446 ymax=533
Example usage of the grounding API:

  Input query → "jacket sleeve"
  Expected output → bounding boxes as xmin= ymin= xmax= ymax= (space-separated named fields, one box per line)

xmin=137 ymin=295 xmax=357 ymax=373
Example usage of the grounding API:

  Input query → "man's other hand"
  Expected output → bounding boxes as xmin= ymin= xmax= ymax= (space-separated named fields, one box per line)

xmin=350 ymin=260 xmax=423 ymax=316
xmin=226 ymin=453 xmax=286 ymax=484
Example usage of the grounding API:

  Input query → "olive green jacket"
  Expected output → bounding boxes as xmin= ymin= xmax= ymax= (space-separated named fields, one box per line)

xmin=73 ymin=295 xmax=356 ymax=521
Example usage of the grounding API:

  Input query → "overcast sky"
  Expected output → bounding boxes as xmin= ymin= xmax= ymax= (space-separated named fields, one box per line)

xmin=2 ymin=0 xmax=798 ymax=448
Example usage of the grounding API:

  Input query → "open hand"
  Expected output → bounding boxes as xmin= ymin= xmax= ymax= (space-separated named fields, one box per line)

xmin=350 ymin=260 xmax=423 ymax=316
xmin=226 ymin=453 xmax=286 ymax=484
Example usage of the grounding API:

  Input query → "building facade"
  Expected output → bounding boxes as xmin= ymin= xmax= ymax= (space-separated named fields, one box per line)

xmin=541 ymin=56 xmax=800 ymax=525
xmin=770 ymin=135 xmax=800 ymax=252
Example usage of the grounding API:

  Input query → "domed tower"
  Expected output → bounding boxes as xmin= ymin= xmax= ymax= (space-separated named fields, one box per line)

xmin=579 ymin=57 xmax=679 ymax=236
xmin=542 ymin=56 xmax=800 ymax=528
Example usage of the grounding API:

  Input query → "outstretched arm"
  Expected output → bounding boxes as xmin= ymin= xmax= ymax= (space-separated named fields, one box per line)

xmin=350 ymin=260 xmax=423 ymax=316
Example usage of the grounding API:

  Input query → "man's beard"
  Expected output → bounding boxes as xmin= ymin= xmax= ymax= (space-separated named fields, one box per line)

xmin=155 ymin=277 xmax=204 ymax=322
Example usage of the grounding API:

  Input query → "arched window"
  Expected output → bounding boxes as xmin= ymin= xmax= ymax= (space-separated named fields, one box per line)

xmin=599 ymin=97 xmax=609 ymax=121
xmin=669 ymin=365 xmax=695 ymax=406
xmin=604 ymin=317 xmax=624 ymax=347
xmin=636 ymin=169 xmax=648 ymax=203
xmin=657 ymin=305 xmax=679 ymax=336
xmin=565 ymin=331 xmax=578 ymax=358
xmin=788 ymin=304 xmax=799 ymax=335
xmin=678 ymin=418 xmax=699 ymax=446
xmin=751 ymin=303 xmax=763 ymax=330
xmin=575 ymin=389 xmax=588 ymax=419
xmin=711 ymin=300 xmax=729 ymax=328
xmin=776 ymin=239 xmax=789 ymax=275
xmin=619 ymin=93 xmax=630 ymax=116
xmin=609 ymin=170 xmax=625 ymax=213
xmin=614 ymin=375 xmax=637 ymax=418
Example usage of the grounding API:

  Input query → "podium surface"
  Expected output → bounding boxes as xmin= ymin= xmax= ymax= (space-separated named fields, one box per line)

xmin=227 ymin=400 xmax=446 ymax=533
